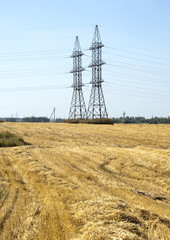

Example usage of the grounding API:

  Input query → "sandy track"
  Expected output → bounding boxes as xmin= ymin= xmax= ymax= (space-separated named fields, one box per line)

xmin=0 ymin=123 xmax=170 ymax=239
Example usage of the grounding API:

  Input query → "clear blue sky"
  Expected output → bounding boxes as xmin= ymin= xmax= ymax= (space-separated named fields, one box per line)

xmin=0 ymin=0 xmax=170 ymax=118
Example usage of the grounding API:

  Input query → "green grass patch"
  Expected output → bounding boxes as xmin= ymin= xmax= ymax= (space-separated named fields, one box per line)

xmin=0 ymin=188 xmax=6 ymax=200
xmin=0 ymin=131 xmax=28 ymax=147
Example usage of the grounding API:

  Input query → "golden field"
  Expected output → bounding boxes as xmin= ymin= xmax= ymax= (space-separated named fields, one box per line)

xmin=0 ymin=122 xmax=170 ymax=240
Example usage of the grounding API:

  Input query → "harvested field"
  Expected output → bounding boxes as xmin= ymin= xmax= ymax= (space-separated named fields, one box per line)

xmin=0 ymin=122 xmax=170 ymax=240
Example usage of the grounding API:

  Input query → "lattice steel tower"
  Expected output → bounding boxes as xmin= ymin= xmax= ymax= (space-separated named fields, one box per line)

xmin=88 ymin=25 xmax=108 ymax=119
xmin=69 ymin=36 xmax=87 ymax=119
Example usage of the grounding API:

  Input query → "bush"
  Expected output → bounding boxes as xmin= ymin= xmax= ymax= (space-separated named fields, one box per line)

xmin=64 ymin=118 xmax=114 ymax=124
xmin=64 ymin=119 xmax=80 ymax=124
xmin=0 ymin=131 xmax=28 ymax=147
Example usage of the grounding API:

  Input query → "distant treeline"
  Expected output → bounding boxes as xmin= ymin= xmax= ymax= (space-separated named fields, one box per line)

xmin=65 ymin=117 xmax=170 ymax=124
xmin=22 ymin=117 xmax=65 ymax=122
xmin=113 ymin=116 xmax=170 ymax=124
xmin=22 ymin=117 xmax=50 ymax=122
xmin=1 ymin=116 xmax=170 ymax=124
xmin=3 ymin=117 xmax=64 ymax=123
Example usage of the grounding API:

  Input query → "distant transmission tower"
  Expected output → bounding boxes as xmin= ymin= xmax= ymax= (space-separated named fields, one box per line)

xmin=88 ymin=25 xmax=108 ymax=119
xmin=123 ymin=111 xmax=126 ymax=122
xmin=69 ymin=36 xmax=87 ymax=119
xmin=50 ymin=107 xmax=56 ymax=122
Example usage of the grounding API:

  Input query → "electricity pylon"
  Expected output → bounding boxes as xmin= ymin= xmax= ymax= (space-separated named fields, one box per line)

xmin=50 ymin=107 xmax=56 ymax=122
xmin=69 ymin=36 xmax=87 ymax=119
xmin=87 ymin=25 xmax=108 ymax=119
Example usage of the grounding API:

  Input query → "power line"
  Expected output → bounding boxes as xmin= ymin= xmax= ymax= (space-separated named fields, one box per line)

xmin=105 ymin=70 xmax=170 ymax=86
xmin=0 ymin=39 xmax=169 ymax=109
xmin=0 ymin=67 xmax=70 ymax=79
xmin=106 ymin=73 xmax=170 ymax=88
xmin=0 ymin=49 xmax=72 ymax=57
xmin=105 ymin=70 xmax=170 ymax=84
xmin=103 ymin=52 xmax=170 ymax=67
xmin=0 ymin=84 xmax=70 ymax=93
xmin=108 ymin=64 xmax=170 ymax=77
xmin=105 ymin=59 xmax=170 ymax=74
xmin=0 ymin=49 xmax=71 ymax=62
xmin=0 ymin=67 xmax=67 ymax=73
xmin=105 ymin=81 xmax=170 ymax=95
xmin=106 ymin=46 xmax=170 ymax=62
xmin=103 ymin=86 xmax=170 ymax=99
